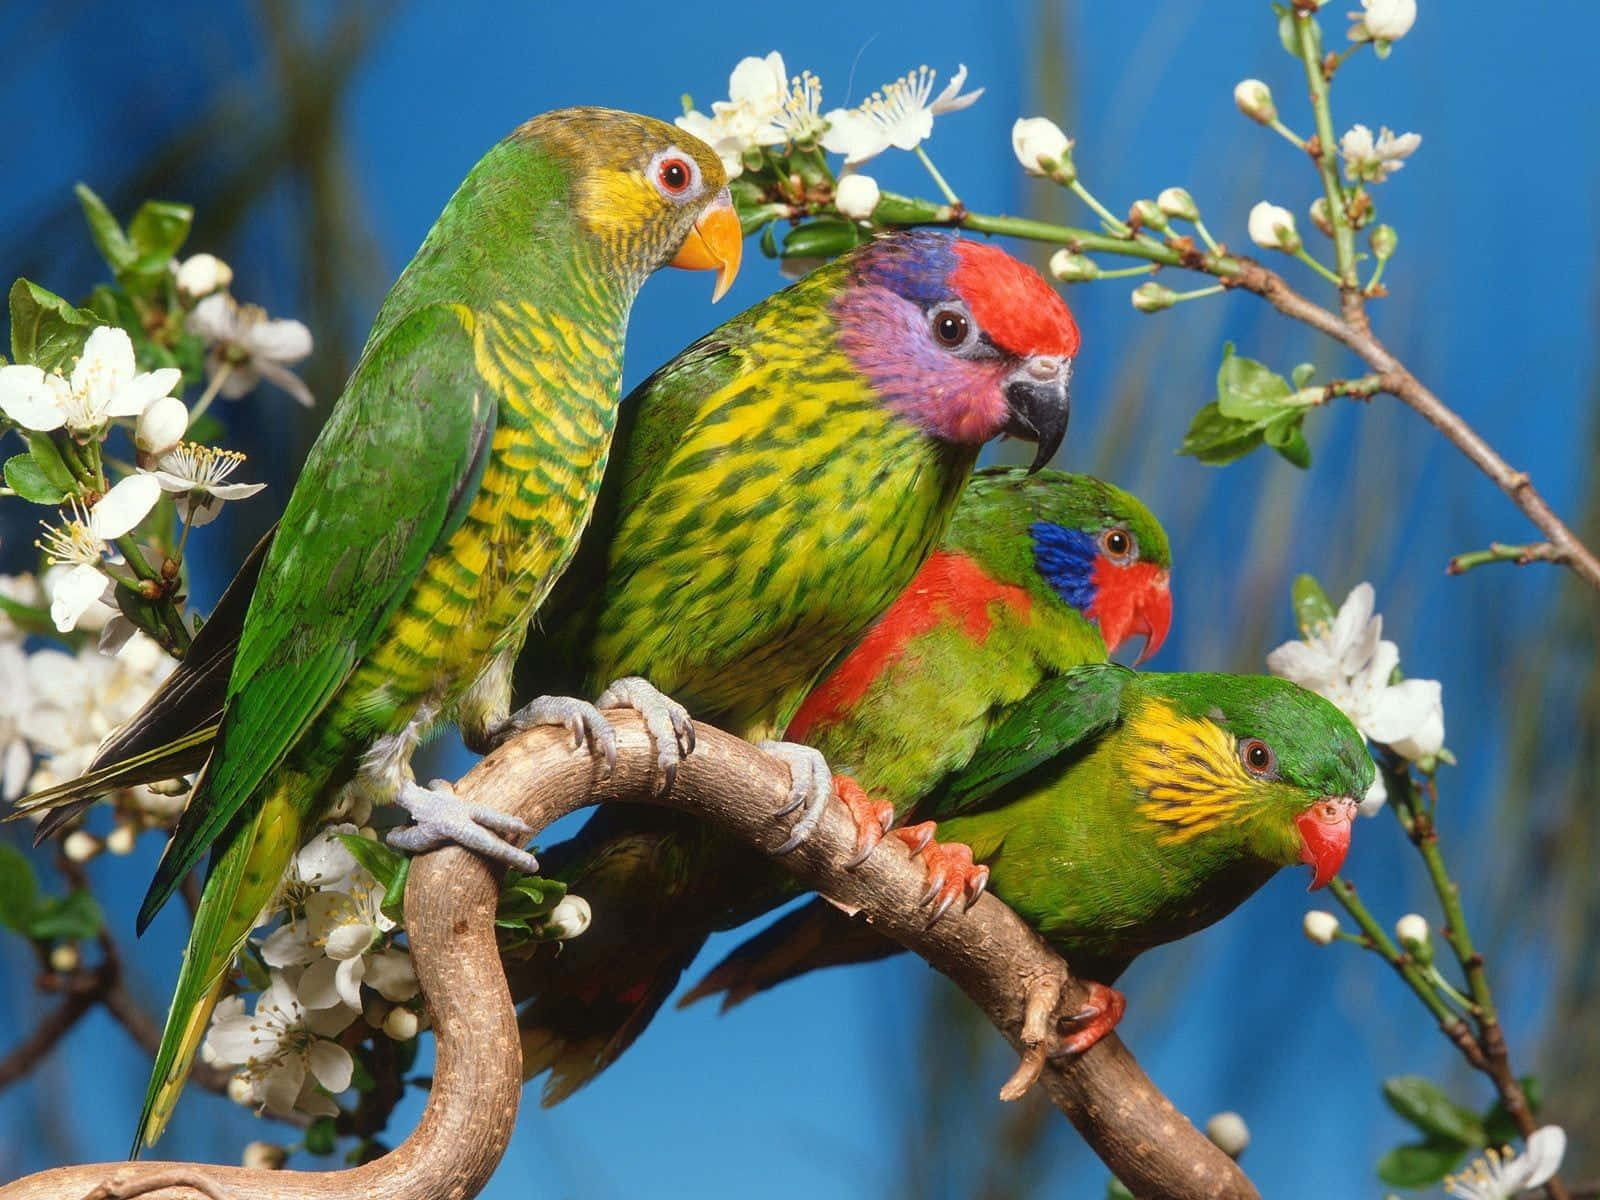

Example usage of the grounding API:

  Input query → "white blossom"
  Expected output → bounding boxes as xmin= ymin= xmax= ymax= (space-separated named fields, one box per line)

xmin=544 ymin=894 xmax=593 ymax=941
xmin=1049 ymin=250 xmax=1099 ymax=283
xmin=1232 ymin=79 xmax=1276 ymax=125
xmin=1247 ymin=202 xmax=1302 ymax=253
xmin=174 ymin=253 xmax=233 ymax=300
xmin=0 ymin=326 xmax=179 ymax=437
xmin=1205 ymin=1111 xmax=1250 ymax=1158
xmin=821 ymin=64 xmax=982 ymax=165
xmin=834 ymin=173 xmax=881 ymax=221
xmin=35 ymin=477 xmax=161 ymax=634
xmin=675 ymin=52 xmax=791 ymax=176
xmin=1444 ymin=1127 xmax=1566 ymax=1200
xmin=150 ymin=444 xmax=265 ymax=528
xmin=773 ymin=70 xmax=826 ymax=144
xmin=135 ymin=395 xmax=190 ymax=457
xmin=1395 ymin=912 xmax=1429 ymax=946
xmin=204 ymin=973 xmax=356 ymax=1119
xmin=1339 ymin=124 xmax=1421 ymax=183
xmin=1157 ymin=187 xmax=1199 ymax=223
xmin=1011 ymin=116 xmax=1073 ymax=176
xmin=0 ymin=573 xmax=44 ymax=640
xmin=1350 ymin=0 xmax=1417 ymax=43
xmin=187 ymin=294 xmax=314 ymax=408
xmin=381 ymin=1006 xmax=420 ymax=1042
xmin=1303 ymin=910 xmax=1340 ymax=945
xmin=1267 ymin=583 xmax=1446 ymax=811
xmin=0 ymin=641 xmax=35 ymax=800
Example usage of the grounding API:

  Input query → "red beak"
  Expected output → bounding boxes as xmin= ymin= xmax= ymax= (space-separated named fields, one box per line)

xmin=1092 ymin=562 xmax=1173 ymax=664
xmin=1295 ymin=797 xmax=1358 ymax=890
xmin=1130 ymin=568 xmax=1172 ymax=665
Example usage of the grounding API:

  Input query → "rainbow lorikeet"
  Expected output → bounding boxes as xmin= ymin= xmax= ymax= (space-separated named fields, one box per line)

xmin=512 ymin=466 xmax=1159 ymax=1102
xmin=13 ymin=107 xmax=743 ymax=1151
xmin=690 ymin=670 xmax=1372 ymax=1055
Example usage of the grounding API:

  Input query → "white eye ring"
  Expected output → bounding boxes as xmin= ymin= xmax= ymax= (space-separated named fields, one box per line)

xmin=649 ymin=146 xmax=704 ymax=204
xmin=928 ymin=299 xmax=978 ymax=353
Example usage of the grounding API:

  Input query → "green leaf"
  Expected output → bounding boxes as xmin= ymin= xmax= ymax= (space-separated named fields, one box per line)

xmin=1290 ymin=574 xmax=1337 ymax=638
xmin=25 ymin=890 xmax=103 ymax=941
xmin=75 ymin=184 xmax=135 ymax=274
xmin=0 ymin=844 xmax=40 ymax=932
xmin=1291 ymin=362 xmax=1317 ymax=388
xmin=238 ymin=941 xmax=273 ymax=991
xmin=1105 ymin=1178 xmax=1135 ymax=1200
xmin=1375 ymin=1138 xmax=1468 ymax=1188
xmin=127 ymin=200 xmax=193 ymax=274
xmin=338 ymin=833 xmax=406 ymax=890
xmin=349 ymin=1051 xmax=376 ymax=1093
xmin=25 ymin=432 xmax=79 ymax=492
xmin=4 ymin=454 xmax=69 ymax=504
xmin=495 ymin=872 xmax=566 ymax=928
xmin=1216 ymin=342 xmax=1292 ymax=421
xmin=380 ymin=856 xmax=411 ymax=926
xmin=759 ymin=221 xmax=779 ymax=259
xmin=1383 ymin=1076 xmax=1485 ymax=1146
xmin=1482 ymin=1077 xmax=1541 ymax=1147
xmin=1265 ymin=411 xmax=1312 ymax=468
xmin=1177 ymin=402 xmax=1265 ymax=465
xmin=304 ymin=1116 xmax=338 ymax=1156
xmin=9 ymin=279 xmax=100 ymax=371
xmin=781 ymin=219 xmax=862 ymax=260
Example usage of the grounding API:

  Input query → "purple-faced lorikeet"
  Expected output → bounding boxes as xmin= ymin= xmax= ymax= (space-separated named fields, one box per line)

xmin=12 ymin=107 xmax=744 ymax=1150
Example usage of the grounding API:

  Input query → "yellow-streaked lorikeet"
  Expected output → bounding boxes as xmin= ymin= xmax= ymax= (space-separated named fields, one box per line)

xmin=12 ymin=107 xmax=743 ymax=1151
xmin=513 ymin=466 xmax=1154 ymax=1102
xmin=692 ymin=667 xmax=1371 ymax=1055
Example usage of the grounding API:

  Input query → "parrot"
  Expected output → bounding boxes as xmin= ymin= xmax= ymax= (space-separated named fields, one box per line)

xmin=688 ymin=669 xmax=1373 ymax=1056
xmin=11 ymin=106 xmax=744 ymax=1151
xmin=512 ymin=465 xmax=1164 ymax=1102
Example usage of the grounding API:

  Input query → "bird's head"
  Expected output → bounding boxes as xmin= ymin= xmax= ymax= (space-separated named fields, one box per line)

xmin=517 ymin=107 xmax=742 ymax=300
xmin=1125 ymin=675 xmax=1373 ymax=890
xmin=831 ymin=233 xmax=1079 ymax=467
xmin=1002 ymin=471 xmax=1174 ymax=662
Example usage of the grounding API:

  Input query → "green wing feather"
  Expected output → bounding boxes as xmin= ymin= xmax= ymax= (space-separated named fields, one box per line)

xmin=916 ymin=663 xmax=1131 ymax=822
xmin=138 ymin=303 xmax=497 ymax=929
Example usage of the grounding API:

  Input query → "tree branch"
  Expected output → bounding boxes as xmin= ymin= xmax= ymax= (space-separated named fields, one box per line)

xmin=0 ymin=716 xmax=1256 ymax=1200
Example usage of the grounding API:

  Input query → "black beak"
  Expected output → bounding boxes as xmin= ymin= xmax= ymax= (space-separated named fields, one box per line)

xmin=1002 ymin=357 xmax=1072 ymax=472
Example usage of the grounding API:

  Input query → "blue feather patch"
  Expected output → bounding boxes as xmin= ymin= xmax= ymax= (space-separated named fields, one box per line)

xmin=1030 ymin=521 xmax=1098 ymax=613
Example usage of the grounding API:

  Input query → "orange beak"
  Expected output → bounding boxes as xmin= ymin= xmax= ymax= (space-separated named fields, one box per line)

xmin=670 ymin=189 xmax=742 ymax=302
xmin=1296 ymin=796 xmax=1358 ymax=890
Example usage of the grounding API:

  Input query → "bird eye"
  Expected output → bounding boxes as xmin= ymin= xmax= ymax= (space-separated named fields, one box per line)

xmin=648 ymin=149 xmax=702 ymax=202
xmin=1239 ymin=738 xmax=1276 ymax=777
xmin=657 ymin=158 xmax=691 ymax=194
xmin=931 ymin=307 xmax=971 ymax=348
xmin=1100 ymin=528 xmax=1134 ymax=560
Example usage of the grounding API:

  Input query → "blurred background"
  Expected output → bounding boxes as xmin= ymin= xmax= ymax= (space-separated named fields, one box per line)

xmin=1 ymin=1 xmax=1595 ymax=1196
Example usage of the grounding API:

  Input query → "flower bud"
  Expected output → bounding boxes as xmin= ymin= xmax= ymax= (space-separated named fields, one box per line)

xmin=1352 ymin=0 xmax=1416 ymax=42
xmin=543 ymin=894 xmax=593 ymax=940
xmin=1370 ymin=223 xmax=1398 ymax=260
xmin=1206 ymin=1111 xmax=1251 ymax=1159
xmin=49 ymin=943 xmax=80 ymax=973
xmin=1011 ymin=117 xmax=1074 ymax=178
xmin=1048 ymin=250 xmax=1099 ymax=283
xmin=1303 ymin=909 xmax=1340 ymax=945
xmin=226 ymin=1074 xmax=254 ymax=1106
xmin=1247 ymin=202 xmax=1302 ymax=253
xmin=135 ymin=395 xmax=189 ymax=457
xmin=1308 ymin=197 xmax=1334 ymax=238
xmin=1131 ymin=282 xmax=1177 ymax=313
xmin=1395 ymin=912 xmax=1432 ymax=963
xmin=1157 ymin=186 xmax=1199 ymax=223
xmin=242 ymin=1142 xmax=287 ymax=1171
xmin=1233 ymin=79 xmax=1277 ymax=125
xmin=834 ymin=173 xmax=881 ymax=222
xmin=383 ymin=1006 xmax=420 ymax=1041
xmin=175 ymin=253 xmax=233 ymax=300
xmin=1129 ymin=199 xmax=1168 ymax=231
xmin=105 ymin=823 xmax=137 ymax=856
xmin=63 ymin=830 xmax=101 ymax=862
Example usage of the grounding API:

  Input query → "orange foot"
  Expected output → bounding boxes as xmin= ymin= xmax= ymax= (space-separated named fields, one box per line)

xmin=1050 ymin=981 xmax=1126 ymax=1058
xmin=835 ymin=776 xmax=897 ymax=868
xmin=891 ymin=821 xmax=990 ymax=923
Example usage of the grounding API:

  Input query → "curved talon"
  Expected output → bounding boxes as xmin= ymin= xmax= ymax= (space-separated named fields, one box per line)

xmin=495 ymin=695 xmax=618 ymax=773
xmin=594 ymin=675 xmax=694 ymax=794
xmin=893 ymin=823 xmax=987 ymax=925
xmin=1048 ymin=981 xmax=1126 ymax=1058
xmin=837 ymin=777 xmax=895 ymax=869
xmin=757 ymin=741 xmax=833 ymax=854
xmin=388 ymin=779 xmax=540 ymax=874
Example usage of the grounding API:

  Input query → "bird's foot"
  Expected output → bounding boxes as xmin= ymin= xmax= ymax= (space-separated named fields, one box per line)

xmin=387 ymin=778 xmax=541 ymax=874
xmin=892 ymin=821 xmax=990 ymax=923
xmin=484 ymin=694 xmax=618 ymax=773
xmin=1047 ymin=981 xmax=1126 ymax=1058
xmin=756 ymin=741 xmax=833 ymax=854
xmin=594 ymin=675 xmax=696 ymax=793
xmin=837 ymin=776 xmax=896 ymax=869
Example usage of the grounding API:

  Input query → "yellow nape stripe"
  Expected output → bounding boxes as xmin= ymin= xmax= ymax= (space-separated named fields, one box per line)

xmin=1126 ymin=700 xmax=1259 ymax=845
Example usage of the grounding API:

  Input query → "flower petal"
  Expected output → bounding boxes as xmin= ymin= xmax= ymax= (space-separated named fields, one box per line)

xmin=0 ymin=365 xmax=69 ymax=431
xmin=90 ymin=473 xmax=161 ymax=539
xmin=48 ymin=565 xmax=111 ymax=634
xmin=307 ymin=1039 xmax=354 ymax=1094
xmin=247 ymin=318 xmax=313 ymax=366
xmin=106 ymin=367 xmax=182 ymax=418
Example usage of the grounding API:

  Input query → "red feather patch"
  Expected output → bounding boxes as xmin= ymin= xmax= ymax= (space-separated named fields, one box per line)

xmin=786 ymin=551 xmax=1033 ymax=741
xmin=951 ymin=241 xmax=1081 ymax=358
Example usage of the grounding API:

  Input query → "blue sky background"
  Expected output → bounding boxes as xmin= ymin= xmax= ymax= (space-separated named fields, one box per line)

xmin=1 ymin=2 xmax=1595 ymax=1196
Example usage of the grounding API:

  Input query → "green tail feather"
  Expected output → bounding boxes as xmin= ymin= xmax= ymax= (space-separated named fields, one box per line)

xmin=134 ymin=783 xmax=301 ymax=1153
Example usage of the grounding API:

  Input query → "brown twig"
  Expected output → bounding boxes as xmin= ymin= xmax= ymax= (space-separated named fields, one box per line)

xmin=0 ymin=716 xmax=1257 ymax=1200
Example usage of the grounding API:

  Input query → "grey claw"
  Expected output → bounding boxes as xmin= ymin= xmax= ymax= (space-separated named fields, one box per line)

xmin=757 ymin=741 xmax=833 ymax=854
xmin=497 ymin=695 xmax=618 ymax=773
xmin=928 ymin=891 xmax=960 ymax=924
xmin=390 ymin=780 xmax=541 ymax=874
xmin=594 ymin=676 xmax=694 ymax=794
